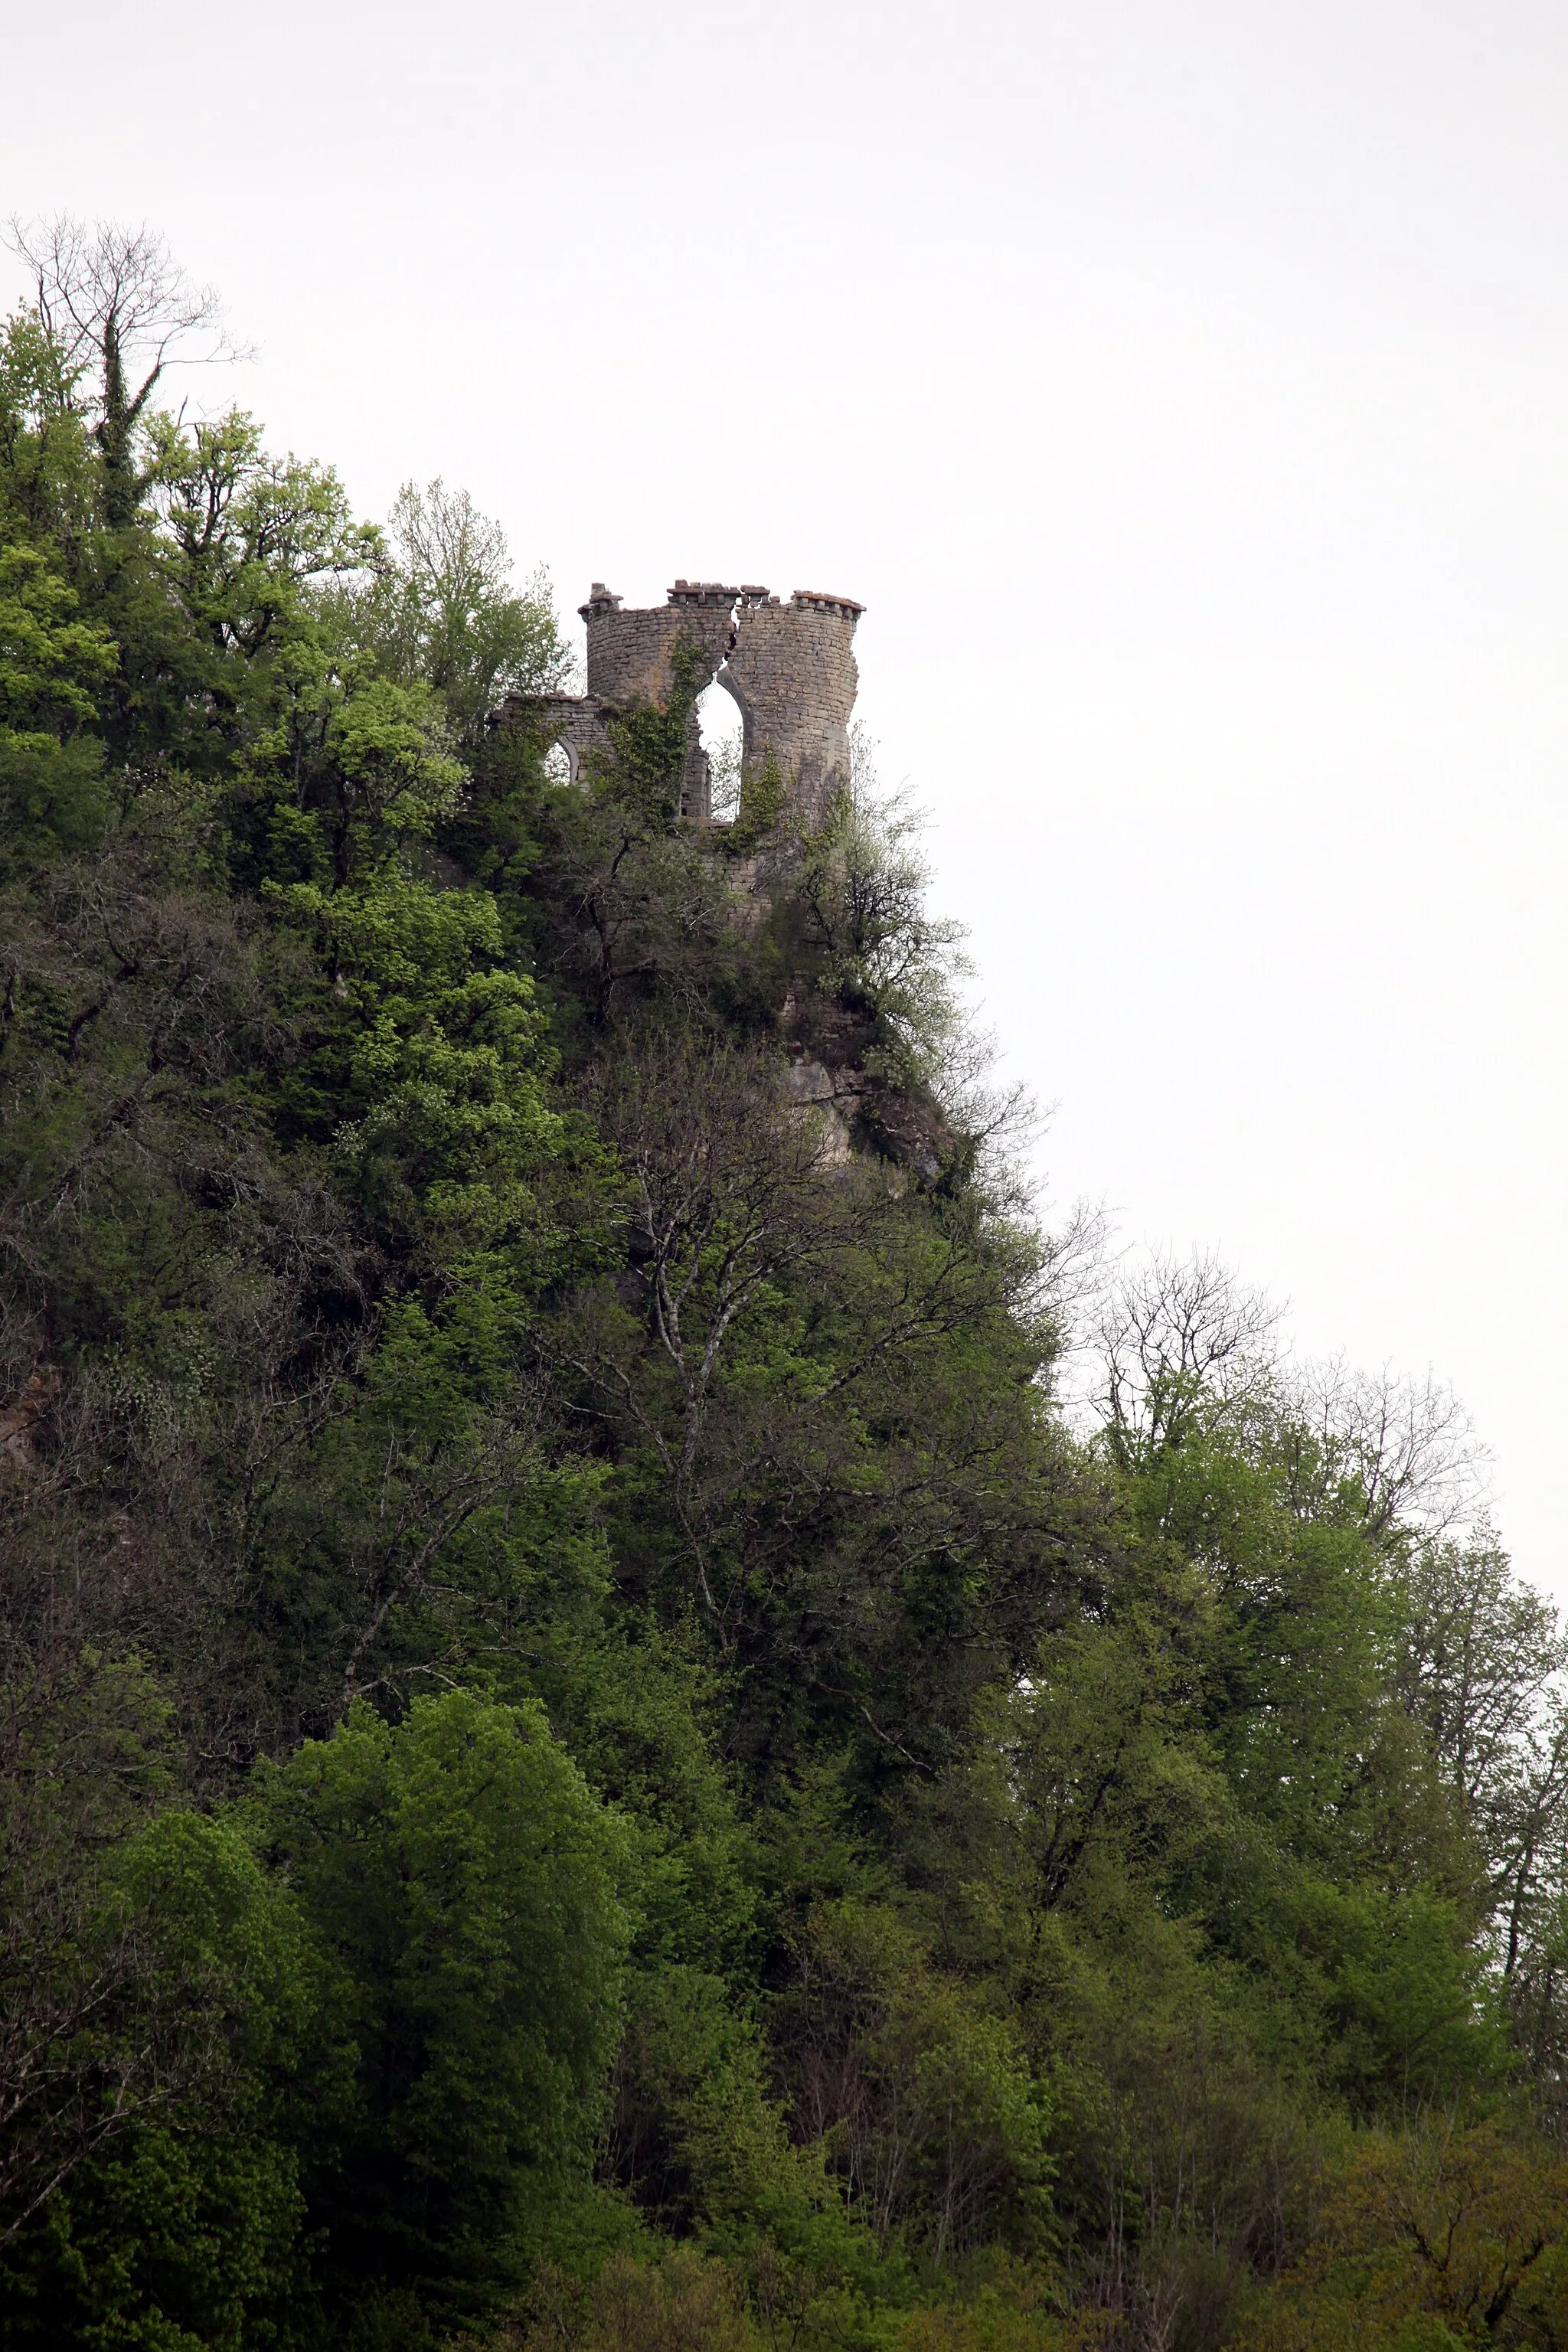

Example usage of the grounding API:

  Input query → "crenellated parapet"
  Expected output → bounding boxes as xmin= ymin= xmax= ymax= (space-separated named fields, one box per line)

xmin=494 ymin=579 xmax=864 ymax=825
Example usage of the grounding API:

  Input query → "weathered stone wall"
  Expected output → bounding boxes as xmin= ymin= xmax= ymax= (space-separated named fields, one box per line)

xmin=583 ymin=581 xmax=736 ymax=704
xmin=515 ymin=691 xmax=616 ymax=786
xmin=721 ymin=590 xmax=862 ymax=825
xmin=496 ymin=579 xmax=864 ymax=828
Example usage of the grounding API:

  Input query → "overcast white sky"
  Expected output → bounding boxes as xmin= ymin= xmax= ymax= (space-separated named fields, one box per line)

xmin=6 ymin=0 xmax=1568 ymax=1583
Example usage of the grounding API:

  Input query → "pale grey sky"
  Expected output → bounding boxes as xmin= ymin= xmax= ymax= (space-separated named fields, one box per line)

xmin=6 ymin=0 xmax=1568 ymax=1580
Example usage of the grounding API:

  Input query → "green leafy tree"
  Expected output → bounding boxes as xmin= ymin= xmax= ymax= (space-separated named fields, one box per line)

xmin=8 ymin=231 xmax=1568 ymax=2352
xmin=0 ymin=536 xmax=116 ymax=869
xmin=345 ymin=476 xmax=569 ymax=742
xmin=0 ymin=1807 xmax=325 ymax=2349
xmin=250 ymin=1689 xmax=632 ymax=2328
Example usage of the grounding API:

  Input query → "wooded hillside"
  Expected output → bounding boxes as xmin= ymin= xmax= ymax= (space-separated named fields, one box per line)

xmin=5 ymin=220 xmax=1568 ymax=2352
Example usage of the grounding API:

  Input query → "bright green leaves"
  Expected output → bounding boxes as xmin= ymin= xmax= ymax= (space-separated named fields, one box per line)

xmin=241 ymin=668 xmax=466 ymax=890
xmin=315 ymin=672 xmax=466 ymax=861
xmin=251 ymin=1690 xmax=632 ymax=2314
xmin=0 ymin=307 xmax=97 ymax=556
xmin=1283 ymin=1876 xmax=1508 ymax=2112
xmin=339 ymin=477 xmax=569 ymax=743
xmin=991 ymin=1611 xmax=1232 ymax=1916
xmin=1 ymin=1699 xmax=632 ymax=2347
xmin=1122 ymin=1421 xmax=1391 ymax=1857
xmin=237 ymin=638 xmax=560 ymax=1249
xmin=1021 ymin=1387 xmax=1510 ymax=2131
xmin=0 ymin=1805 xmax=322 ymax=2352
xmin=8 ymin=228 xmax=1560 ymax=2352
xmin=0 ymin=730 xmax=109 ymax=872
xmin=271 ymin=865 xmax=557 ymax=1244
xmin=149 ymin=407 xmax=380 ymax=667
xmin=0 ymin=541 xmax=116 ymax=731
xmin=0 ymin=542 xmax=116 ymax=869
xmin=106 ymin=1805 xmax=327 ymax=2088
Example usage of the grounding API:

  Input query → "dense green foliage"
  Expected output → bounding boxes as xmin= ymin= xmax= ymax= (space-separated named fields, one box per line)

xmin=8 ymin=223 xmax=1568 ymax=2351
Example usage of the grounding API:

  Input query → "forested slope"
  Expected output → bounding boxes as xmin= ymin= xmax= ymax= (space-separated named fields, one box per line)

xmin=5 ymin=223 xmax=1568 ymax=2352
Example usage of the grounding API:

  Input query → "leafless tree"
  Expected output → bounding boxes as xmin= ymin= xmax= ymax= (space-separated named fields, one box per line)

xmin=1279 ymin=1354 xmax=1491 ymax=1539
xmin=1093 ymin=1247 xmax=1283 ymax=1456
xmin=5 ymin=215 xmax=246 ymax=523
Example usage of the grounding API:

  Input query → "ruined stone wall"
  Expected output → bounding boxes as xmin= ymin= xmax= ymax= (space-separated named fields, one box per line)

xmin=497 ymin=577 xmax=864 ymax=828
xmin=583 ymin=581 xmax=737 ymax=704
xmin=515 ymin=691 xmax=615 ymax=786
xmin=721 ymin=591 xmax=861 ymax=825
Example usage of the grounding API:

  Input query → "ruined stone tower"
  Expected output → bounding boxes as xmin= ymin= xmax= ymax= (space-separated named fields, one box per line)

xmin=498 ymin=580 xmax=864 ymax=825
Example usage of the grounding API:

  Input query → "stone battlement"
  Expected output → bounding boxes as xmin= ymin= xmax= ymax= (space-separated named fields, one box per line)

xmin=496 ymin=577 xmax=864 ymax=824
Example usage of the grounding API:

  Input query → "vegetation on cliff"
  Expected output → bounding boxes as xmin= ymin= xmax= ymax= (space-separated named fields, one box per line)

xmin=5 ymin=220 xmax=1568 ymax=2352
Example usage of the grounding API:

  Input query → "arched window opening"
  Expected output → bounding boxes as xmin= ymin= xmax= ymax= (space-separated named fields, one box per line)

xmin=696 ymin=673 xmax=745 ymax=822
xmin=541 ymin=739 xmax=574 ymax=787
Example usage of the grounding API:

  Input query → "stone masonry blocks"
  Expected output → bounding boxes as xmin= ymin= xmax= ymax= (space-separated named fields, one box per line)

xmin=495 ymin=579 xmax=864 ymax=826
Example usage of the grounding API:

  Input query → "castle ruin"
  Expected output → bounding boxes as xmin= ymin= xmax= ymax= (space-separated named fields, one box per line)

xmin=498 ymin=580 xmax=864 ymax=825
